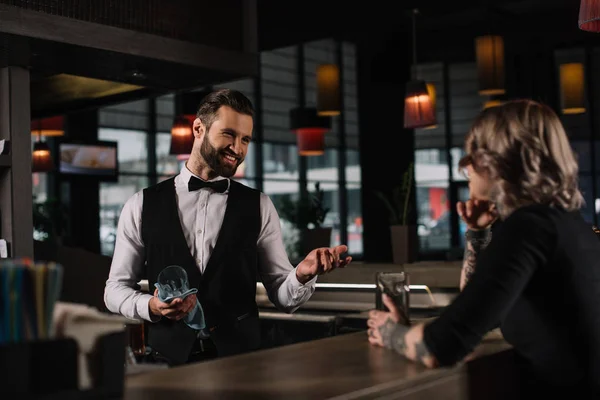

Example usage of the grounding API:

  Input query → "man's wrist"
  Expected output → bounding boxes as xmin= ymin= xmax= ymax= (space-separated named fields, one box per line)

xmin=295 ymin=269 xmax=314 ymax=285
xmin=148 ymin=297 xmax=161 ymax=318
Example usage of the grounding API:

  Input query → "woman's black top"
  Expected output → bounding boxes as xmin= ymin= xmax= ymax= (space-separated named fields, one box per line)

xmin=423 ymin=204 xmax=600 ymax=396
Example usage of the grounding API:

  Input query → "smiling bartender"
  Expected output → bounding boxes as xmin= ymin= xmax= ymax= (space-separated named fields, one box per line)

xmin=104 ymin=89 xmax=352 ymax=366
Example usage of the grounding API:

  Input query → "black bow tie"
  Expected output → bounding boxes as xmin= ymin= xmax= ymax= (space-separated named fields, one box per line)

xmin=188 ymin=176 xmax=229 ymax=193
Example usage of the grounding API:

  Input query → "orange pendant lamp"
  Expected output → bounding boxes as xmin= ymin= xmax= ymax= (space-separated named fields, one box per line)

xmin=559 ymin=63 xmax=586 ymax=114
xmin=316 ymin=64 xmax=341 ymax=116
xmin=579 ymin=0 xmax=600 ymax=32
xmin=170 ymin=115 xmax=195 ymax=155
xmin=475 ymin=35 xmax=505 ymax=95
xmin=423 ymin=83 xmax=438 ymax=130
xmin=290 ymin=107 xmax=331 ymax=156
xmin=405 ymin=81 xmax=436 ymax=129
xmin=404 ymin=9 xmax=436 ymax=129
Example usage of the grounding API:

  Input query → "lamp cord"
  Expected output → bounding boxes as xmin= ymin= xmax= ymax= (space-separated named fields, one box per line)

xmin=412 ymin=9 xmax=418 ymax=66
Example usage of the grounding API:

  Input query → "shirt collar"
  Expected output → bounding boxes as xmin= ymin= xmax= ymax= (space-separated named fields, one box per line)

xmin=179 ymin=164 xmax=230 ymax=193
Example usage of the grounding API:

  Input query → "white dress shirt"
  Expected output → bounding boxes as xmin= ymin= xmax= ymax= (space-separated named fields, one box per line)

xmin=104 ymin=165 xmax=317 ymax=322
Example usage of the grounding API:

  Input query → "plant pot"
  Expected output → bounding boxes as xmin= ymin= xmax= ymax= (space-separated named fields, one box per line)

xmin=390 ymin=225 xmax=417 ymax=265
xmin=301 ymin=227 xmax=333 ymax=255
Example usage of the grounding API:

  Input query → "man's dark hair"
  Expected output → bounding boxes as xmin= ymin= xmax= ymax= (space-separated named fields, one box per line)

xmin=196 ymin=88 xmax=254 ymax=132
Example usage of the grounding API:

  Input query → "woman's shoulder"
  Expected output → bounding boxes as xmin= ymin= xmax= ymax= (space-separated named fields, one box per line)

xmin=501 ymin=203 xmax=590 ymax=238
xmin=492 ymin=204 xmax=564 ymax=242
xmin=504 ymin=203 xmax=559 ymax=224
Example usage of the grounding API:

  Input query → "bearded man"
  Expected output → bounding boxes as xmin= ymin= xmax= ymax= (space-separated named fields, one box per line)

xmin=104 ymin=89 xmax=352 ymax=366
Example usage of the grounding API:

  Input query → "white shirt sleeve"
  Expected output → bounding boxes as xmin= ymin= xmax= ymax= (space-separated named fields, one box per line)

xmin=257 ymin=193 xmax=317 ymax=313
xmin=103 ymin=191 xmax=157 ymax=322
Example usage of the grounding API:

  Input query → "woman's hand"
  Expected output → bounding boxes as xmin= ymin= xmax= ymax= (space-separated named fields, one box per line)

xmin=457 ymin=199 xmax=498 ymax=231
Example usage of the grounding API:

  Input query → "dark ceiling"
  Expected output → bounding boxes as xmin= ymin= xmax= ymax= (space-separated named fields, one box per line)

xmin=14 ymin=0 xmax=592 ymax=117
xmin=25 ymin=35 xmax=235 ymax=117
xmin=256 ymin=0 xmax=583 ymax=51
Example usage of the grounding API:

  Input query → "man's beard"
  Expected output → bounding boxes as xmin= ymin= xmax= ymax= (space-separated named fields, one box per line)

xmin=199 ymin=136 xmax=242 ymax=178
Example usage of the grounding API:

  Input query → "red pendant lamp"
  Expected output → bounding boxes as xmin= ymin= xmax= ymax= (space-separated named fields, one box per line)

xmin=290 ymin=107 xmax=331 ymax=156
xmin=30 ymin=116 xmax=64 ymax=173
xmin=30 ymin=116 xmax=65 ymax=137
xmin=404 ymin=9 xmax=436 ymax=129
xmin=32 ymin=141 xmax=53 ymax=173
xmin=579 ymin=0 xmax=600 ymax=32
xmin=170 ymin=115 xmax=195 ymax=155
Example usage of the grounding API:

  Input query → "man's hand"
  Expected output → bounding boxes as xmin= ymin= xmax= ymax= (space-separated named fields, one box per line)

xmin=295 ymin=244 xmax=352 ymax=284
xmin=456 ymin=199 xmax=498 ymax=231
xmin=149 ymin=289 xmax=196 ymax=320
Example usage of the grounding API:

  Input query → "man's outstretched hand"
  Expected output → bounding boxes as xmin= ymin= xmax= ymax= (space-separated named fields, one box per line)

xmin=295 ymin=244 xmax=352 ymax=284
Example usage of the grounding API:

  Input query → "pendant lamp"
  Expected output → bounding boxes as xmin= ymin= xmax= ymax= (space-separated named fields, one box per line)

xmin=30 ymin=116 xmax=63 ymax=173
xmin=290 ymin=107 xmax=331 ymax=156
xmin=423 ymin=83 xmax=438 ymax=130
xmin=30 ymin=116 xmax=65 ymax=137
xmin=579 ymin=0 xmax=600 ymax=32
xmin=316 ymin=64 xmax=341 ymax=116
xmin=170 ymin=115 xmax=195 ymax=155
xmin=483 ymin=99 xmax=504 ymax=109
xmin=404 ymin=9 xmax=436 ymax=129
xmin=32 ymin=140 xmax=53 ymax=173
xmin=475 ymin=35 xmax=505 ymax=95
xmin=559 ymin=63 xmax=586 ymax=114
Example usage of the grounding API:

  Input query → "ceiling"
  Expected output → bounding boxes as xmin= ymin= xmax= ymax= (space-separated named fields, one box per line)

xmin=23 ymin=35 xmax=240 ymax=117
xmin=256 ymin=0 xmax=583 ymax=51
xmin=4 ymin=0 xmax=589 ymax=117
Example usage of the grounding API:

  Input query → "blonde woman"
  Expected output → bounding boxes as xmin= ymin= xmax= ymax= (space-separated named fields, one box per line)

xmin=367 ymin=100 xmax=599 ymax=396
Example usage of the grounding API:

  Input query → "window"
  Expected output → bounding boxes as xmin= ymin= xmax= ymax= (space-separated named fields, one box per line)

xmin=411 ymin=48 xmax=600 ymax=254
xmin=343 ymin=42 xmax=363 ymax=254
xmin=99 ymin=176 xmax=149 ymax=255
xmin=156 ymin=93 xmax=181 ymax=176
xmin=412 ymin=62 xmax=488 ymax=254
xmin=413 ymin=63 xmax=451 ymax=252
xmin=98 ymin=99 xmax=153 ymax=255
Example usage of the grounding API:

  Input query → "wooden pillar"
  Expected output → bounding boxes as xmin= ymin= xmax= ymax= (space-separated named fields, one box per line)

xmin=0 ymin=67 xmax=33 ymax=258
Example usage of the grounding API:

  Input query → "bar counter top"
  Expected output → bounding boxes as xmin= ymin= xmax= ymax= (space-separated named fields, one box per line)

xmin=124 ymin=331 xmax=515 ymax=400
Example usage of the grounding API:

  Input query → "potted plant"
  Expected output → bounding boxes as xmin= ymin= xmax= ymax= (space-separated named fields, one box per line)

xmin=277 ymin=182 xmax=331 ymax=257
xmin=374 ymin=162 xmax=417 ymax=265
xmin=33 ymin=197 xmax=68 ymax=245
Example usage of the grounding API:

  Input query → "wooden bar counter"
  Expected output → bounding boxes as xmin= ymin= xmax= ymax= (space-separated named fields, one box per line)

xmin=124 ymin=331 xmax=517 ymax=400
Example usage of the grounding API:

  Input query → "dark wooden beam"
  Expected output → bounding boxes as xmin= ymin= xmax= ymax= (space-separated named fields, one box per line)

xmin=243 ymin=0 xmax=258 ymax=54
xmin=0 ymin=4 xmax=258 ymax=77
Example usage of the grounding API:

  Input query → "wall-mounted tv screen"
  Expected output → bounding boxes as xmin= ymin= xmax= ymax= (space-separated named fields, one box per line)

xmin=58 ymin=140 xmax=118 ymax=181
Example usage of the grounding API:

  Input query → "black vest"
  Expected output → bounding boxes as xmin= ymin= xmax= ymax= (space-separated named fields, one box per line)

xmin=141 ymin=177 xmax=261 ymax=365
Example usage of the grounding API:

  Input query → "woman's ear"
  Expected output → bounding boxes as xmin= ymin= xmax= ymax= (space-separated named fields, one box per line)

xmin=193 ymin=118 xmax=204 ymax=139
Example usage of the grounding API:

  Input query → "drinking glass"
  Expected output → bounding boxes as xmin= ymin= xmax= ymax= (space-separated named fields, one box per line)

xmin=375 ymin=272 xmax=410 ymax=322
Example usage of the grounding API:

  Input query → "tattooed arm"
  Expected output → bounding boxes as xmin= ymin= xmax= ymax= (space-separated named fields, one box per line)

xmin=368 ymin=295 xmax=438 ymax=368
xmin=378 ymin=319 xmax=438 ymax=368
xmin=459 ymin=228 xmax=492 ymax=291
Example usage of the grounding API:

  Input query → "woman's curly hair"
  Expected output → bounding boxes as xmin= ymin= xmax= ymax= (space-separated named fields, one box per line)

xmin=458 ymin=99 xmax=584 ymax=218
